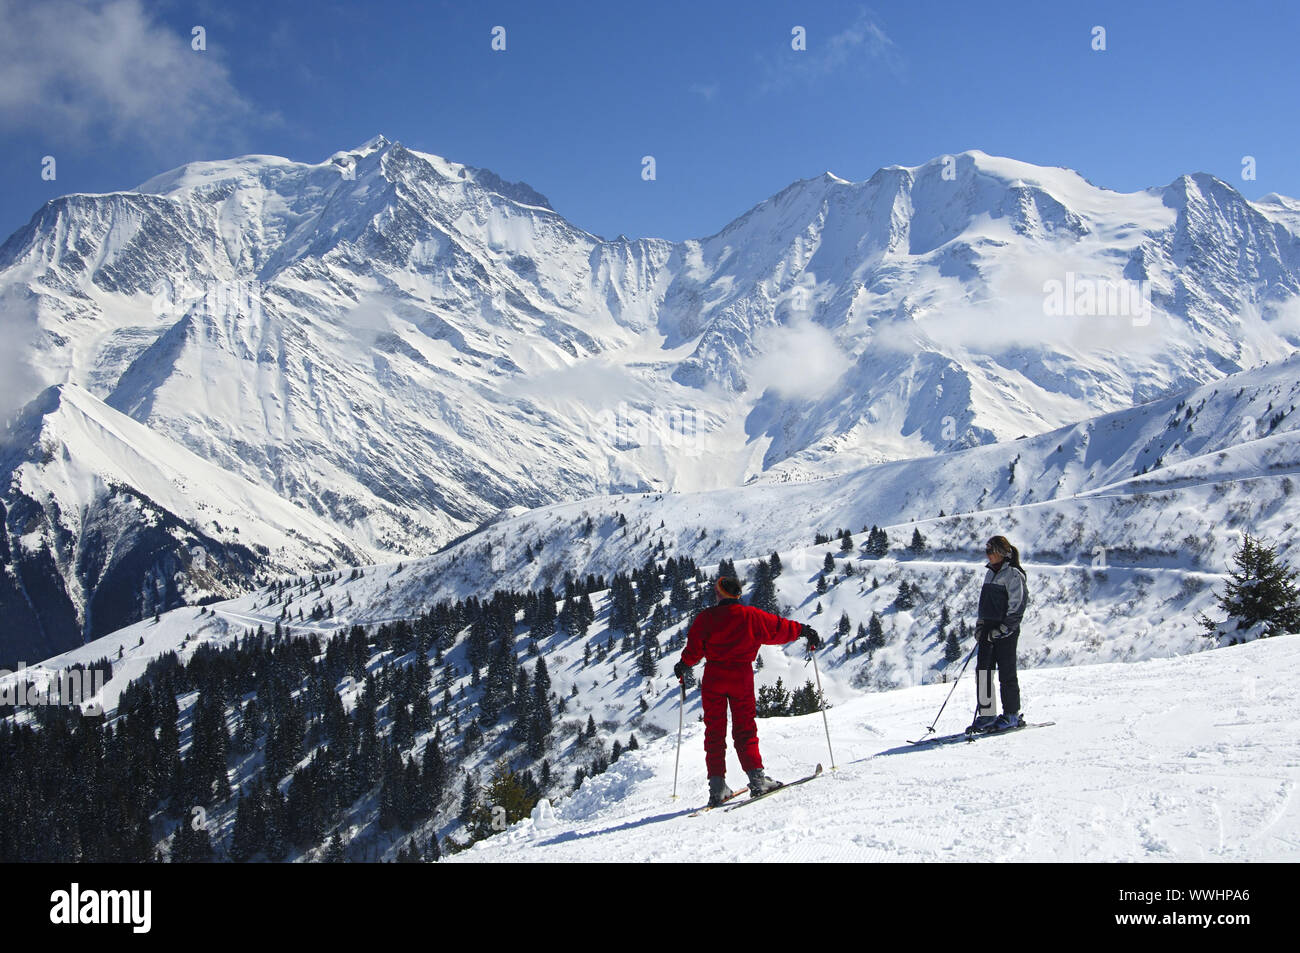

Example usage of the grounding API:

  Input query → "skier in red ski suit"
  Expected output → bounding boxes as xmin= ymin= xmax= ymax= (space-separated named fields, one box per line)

xmin=674 ymin=576 xmax=822 ymax=806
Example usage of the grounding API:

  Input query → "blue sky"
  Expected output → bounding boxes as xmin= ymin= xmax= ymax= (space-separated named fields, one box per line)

xmin=2 ymin=0 xmax=1299 ymax=243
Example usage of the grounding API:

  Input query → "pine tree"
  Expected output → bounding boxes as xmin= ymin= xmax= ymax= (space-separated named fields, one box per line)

xmin=533 ymin=587 xmax=558 ymax=640
xmin=470 ymin=761 xmax=538 ymax=841
xmin=756 ymin=678 xmax=791 ymax=717
xmin=867 ymin=612 xmax=885 ymax=652
xmin=840 ymin=530 xmax=854 ymax=553
xmin=823 ymin=552 xmax=836 ymax=573
xmin=423 ymin=734 xmax=448 ymax=808
xmin=532 ymin=657 xmax=553 ymax=729
xmin=481 ymin=634 xmax=517 ymax=723
xmin=638 ymin=641 xmax=657 ymax=678
xmin=788 ymin=679 xmax=828 ymax=716
xmin=458 ymin=774 xmax=479 ymax=826
xmin=751 ymin=560 xmax=778 ymax=614
xmin=909 ymin=528 xmax=927 ymax=555
xmin=944 ymin=629 xmax=962 ymax=663
xmin=1200 ymin=533 xmax=1300 ymax=640
xmin=837 ymin=611 xmax=851 ymax=642
xmin=325 ymin=831 xmax=346 ymax=863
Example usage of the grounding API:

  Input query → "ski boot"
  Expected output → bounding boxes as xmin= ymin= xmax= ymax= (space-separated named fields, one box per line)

xmin=746 ymin=768 xmax=783 ymax=796
xmin=992 ymin=712 xmax=1025 ymax=732
xmin=707 ymin=776 xmax=734 ymax=808
xmin=966 ymin=714 xmax=997 ymax=735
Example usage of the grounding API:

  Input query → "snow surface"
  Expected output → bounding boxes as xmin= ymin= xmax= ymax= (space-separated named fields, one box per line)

xmin=447 ymin=635 xmax=1300 ymax=863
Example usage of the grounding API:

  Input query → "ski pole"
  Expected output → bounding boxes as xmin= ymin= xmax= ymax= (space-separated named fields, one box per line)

xmin=921 ymin=642 xmax=979 ymax=736
xmin=809 ymin=649 xmax=837 ymax=771
xmin=671 ymin=678 xmax=685 ymax=800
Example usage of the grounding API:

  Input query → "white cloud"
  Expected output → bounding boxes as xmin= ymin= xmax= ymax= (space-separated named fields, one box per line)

xmin=0 ymin=287 xmax=42 ymax=424
xmin=501 ymin=357 xmax=649 ymax=411
xmin=1265 ymin=296 xmax=1300 ymax=342
xmin=0 ymin=0 xmax=255 ymax=148
xmin=689 ymin=81 xmax=720 ymax=102
xmin=762 ymin=10 xmax=902 ymax=91
xmin=869 ymin=253 xmax=1175 ymax=359
xmin=748 ymin=318 xmax=851 ymax=400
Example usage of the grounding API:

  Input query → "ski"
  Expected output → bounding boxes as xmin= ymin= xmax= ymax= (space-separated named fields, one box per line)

xmin=907 ymin=721 xmax=1054 ymax=747
xmin=688 ymin=786 xmax=749 ymax=816
xmin=907 ymin=730 xmax=975 ymax=747
xmin=964 ymin=720 xmax=1054 ymax=742
xmin=724 ymin=764 xmax=824 ymax=812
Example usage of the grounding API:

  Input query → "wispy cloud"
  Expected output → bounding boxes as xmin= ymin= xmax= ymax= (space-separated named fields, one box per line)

xmin=0 ymin=0 xmax=257 ymax=150
xmin=761 ymin=10 xmax=902 ymax=91
xmin=748 ymin=317 xmax=852 ymax=400
xmin=689 ymin=81 xmax=721 ymax=103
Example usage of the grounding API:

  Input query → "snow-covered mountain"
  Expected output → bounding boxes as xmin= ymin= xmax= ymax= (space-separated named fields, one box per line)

xmin=0 ymin=384 xmax=364 ymax=665
xmin=4 ymin=138 xmax=1300 ymax=660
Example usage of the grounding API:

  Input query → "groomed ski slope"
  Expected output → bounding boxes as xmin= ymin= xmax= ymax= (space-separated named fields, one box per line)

xmin=448 ymin=636 xmax=1300 ymax=863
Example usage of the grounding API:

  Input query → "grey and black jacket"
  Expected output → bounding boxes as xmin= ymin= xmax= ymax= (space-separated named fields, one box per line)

xmin=976 ymin=561 xmax=1027 ymax=638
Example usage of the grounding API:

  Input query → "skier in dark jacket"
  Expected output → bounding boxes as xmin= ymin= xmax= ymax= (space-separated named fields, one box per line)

xmin=674 ymin=575 xmax=822 ymax=806
xmin=968 ymin=535 xmax=1028 ymax=734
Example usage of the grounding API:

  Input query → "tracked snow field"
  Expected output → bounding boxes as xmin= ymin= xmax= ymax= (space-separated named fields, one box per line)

xmin=448 ymin=635 xmax=1300 ymax=863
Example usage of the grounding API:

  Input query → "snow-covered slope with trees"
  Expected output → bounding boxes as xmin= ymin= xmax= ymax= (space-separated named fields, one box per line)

xmin=4 ymin=350 xmax=1297 ymax=862
xmin=17 ymin=349 xmax=1300 ymax=704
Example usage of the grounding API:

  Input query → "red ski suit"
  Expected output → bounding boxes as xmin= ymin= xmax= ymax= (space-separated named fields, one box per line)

xmin=680 ymin=599 xmax=804 ymax=777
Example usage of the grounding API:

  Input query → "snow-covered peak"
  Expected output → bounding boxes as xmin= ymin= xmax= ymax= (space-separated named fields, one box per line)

xmin=1251 ymin=192 xmax=1300 ymax=236
xmin=354 ymin=133 xmax=392 ymax=155
xmin=133 ymin=151 xmax=308 ymax=196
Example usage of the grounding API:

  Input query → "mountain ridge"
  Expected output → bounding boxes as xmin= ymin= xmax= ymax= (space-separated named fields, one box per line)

xmin=3 ymin=138 xmax=1299 ymax=660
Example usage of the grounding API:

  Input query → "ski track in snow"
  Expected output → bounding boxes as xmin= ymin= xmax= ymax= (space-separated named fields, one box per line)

xmin=447 ymin=636 xmax=1300 ymax=863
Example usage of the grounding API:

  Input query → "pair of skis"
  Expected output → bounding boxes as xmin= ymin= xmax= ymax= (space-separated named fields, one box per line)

xmin=906 ymin=721 xmax=1055 ymax=747
xmin=689 ymin=764 xmax=824 ymax=816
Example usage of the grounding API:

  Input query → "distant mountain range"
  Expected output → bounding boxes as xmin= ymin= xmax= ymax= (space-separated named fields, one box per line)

xmin=2 ymin=137 xmax=1298 ymax=663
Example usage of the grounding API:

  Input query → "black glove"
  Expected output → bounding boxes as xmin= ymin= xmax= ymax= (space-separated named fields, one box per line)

xmin=990 ymin=623 xmax=1011 ymax=640
xmin=673 ymin=661 xmax=688 ymax=681
xmin=801 ymin=625 xmax=823 ymax=650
